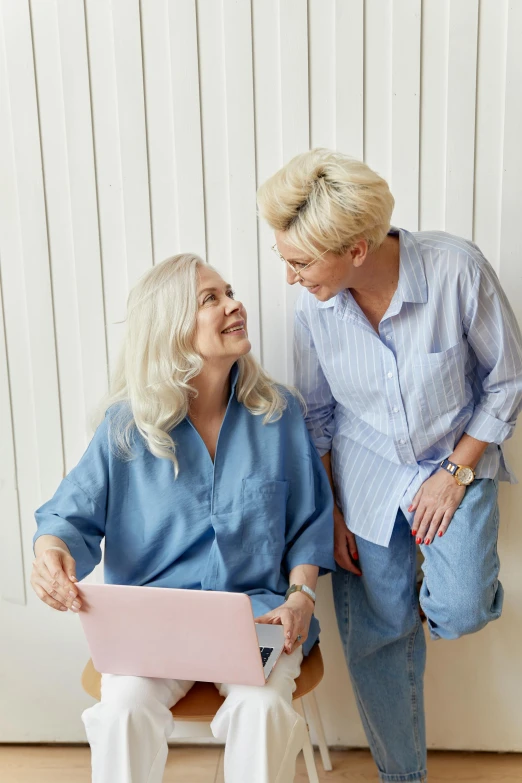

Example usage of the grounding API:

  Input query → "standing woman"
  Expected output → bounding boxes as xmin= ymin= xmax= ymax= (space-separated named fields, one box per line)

xmin=257 ymin=148 xmax=522 ymax=783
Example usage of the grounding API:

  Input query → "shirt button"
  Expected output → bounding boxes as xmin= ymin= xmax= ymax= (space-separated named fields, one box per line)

xmin=386 ymin=335 xmax=392 ymax=341
xmin=393 ymin=407 xmax=399 ymax=413
xmin=399 ymin=438 xmax=406 ymax=445
xmin=387 ymin=372 xmax=393 ymax=379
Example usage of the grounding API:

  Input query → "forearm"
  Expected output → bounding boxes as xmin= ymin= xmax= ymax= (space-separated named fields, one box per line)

xmin=448 ymin=433 xmax=489 ymax=470
xmin=288 ymin=564 xmax=319 ymax=593
xmin=320 ymin=451 xmax=336 ymax=497
xmin=34 ymin=534 xmax=70 ymax=557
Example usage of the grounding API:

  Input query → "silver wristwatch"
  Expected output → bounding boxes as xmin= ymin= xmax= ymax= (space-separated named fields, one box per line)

xmin=284 ymin=584 xmax=316 ymax=605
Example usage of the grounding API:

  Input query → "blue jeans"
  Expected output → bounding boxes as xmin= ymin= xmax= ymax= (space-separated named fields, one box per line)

xmin=332 ymin=478 xmax=503 ymax=782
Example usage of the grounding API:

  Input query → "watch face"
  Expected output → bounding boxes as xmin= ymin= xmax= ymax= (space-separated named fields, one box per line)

xmin=456 ymin=466 xmax=474 ymax=485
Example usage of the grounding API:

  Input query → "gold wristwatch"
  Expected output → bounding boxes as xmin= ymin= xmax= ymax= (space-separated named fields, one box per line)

xmin=439 ymin=458 xmax=475 ymax=486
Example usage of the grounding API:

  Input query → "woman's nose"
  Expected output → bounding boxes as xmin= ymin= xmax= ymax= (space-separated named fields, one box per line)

xmin=225 ymin=297 xmax=242 ymax=314
xmin=286 ymin=265 xmax=300 ymax=285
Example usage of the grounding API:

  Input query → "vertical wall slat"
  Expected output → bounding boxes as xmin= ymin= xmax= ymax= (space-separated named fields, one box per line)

xmin=473 ymin=0 xmax=508 ymax=270
xmin=335 ymin=0 xmax=364 ymax=159
xmin=444 ymin=0 xmax=479 ymax=239
xmin=363 ymin=0 xmax=392 ymax=181
xmin=308 ymin=0 xmax=335 ymax=150
xmin=196 ymin=0 xmax=231 ymax=283
xmin=221 ymin=0 xmax=260 ymax=357
xmin=167 ymin=0 xmax=205 ymax=257
xmin=253 ymin=0 xmax=285 ymax=375
xmin=279 ymin=0 xmax=309 ymax=382
xmin=0 ymin=273 xmax=25 ymax=605
xmin=31 ymin=0 xmax=108 ymax=468
xmin=30 ymin=1 xmax=84 ymax=468
xmin=279 ymin=0 xmax=309 ymax=163
xmin=419 ymin=0 xmax=449 ymax=231
xmin=0 ymin=0 xmax=63 ymax=502
xmin=111 ymin=0 xmax=153 ymax=282
xmin=391 ymin=0 xmax=421 ymax=229
xmin=0 ymin=7 xmax=31 ymax=607
xmin=499 ymin=1 xmax=522 ymax=326
xmin=142 ymin=0 xmax=205 ymax=264
xmin=57 ymin=1 xmax=108 ymax=426
xmin=85 ymin=0 xmax=130 ymax=374
xmin=85 ymin=0 xmax=153 ymax=375
xmin=140 ymin=0 xmax=181 ymax=261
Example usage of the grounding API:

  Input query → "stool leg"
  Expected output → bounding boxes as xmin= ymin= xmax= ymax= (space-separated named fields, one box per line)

xmin=293 ymin=698 xmax=320 ymax=783
xmin=302 ymin=692 xmax=333 ymax=772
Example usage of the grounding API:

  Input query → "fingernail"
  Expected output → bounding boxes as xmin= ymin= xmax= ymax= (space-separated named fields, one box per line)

xmin=352 ymin=552 xmax=359 ymax=560
xmin=416 ymin=537 xmax=422 ymax=544
xmin=408 ymin=506 xmax=413 ymax=512
xmin=72 ymin=601 xmax=81 ymax=610
xmin=70 ymin=576 xmax=78 ymax=582
xmin=438 ymin=530 xmax=444 ymax=537
xmin=60 ymin=606 xmax=68 ymax=611
xmin=424 ymin=538 xmax=430 ymax=545
xmin=411 ymin=529 xmax=417 ymax=536
xmin=68 ymin=590 xmax=77 ymax=598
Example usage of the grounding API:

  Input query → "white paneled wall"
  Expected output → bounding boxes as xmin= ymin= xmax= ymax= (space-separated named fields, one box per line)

xmin=1 ymin=0 xmax=521 ymax=749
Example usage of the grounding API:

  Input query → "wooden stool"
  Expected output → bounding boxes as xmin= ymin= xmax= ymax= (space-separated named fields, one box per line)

xmin=82 ymin=644 xmax=332 ymax=782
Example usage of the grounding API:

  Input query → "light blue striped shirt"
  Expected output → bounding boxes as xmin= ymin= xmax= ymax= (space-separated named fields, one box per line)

xmin=294 ymin=228 xmax=522 ymax=547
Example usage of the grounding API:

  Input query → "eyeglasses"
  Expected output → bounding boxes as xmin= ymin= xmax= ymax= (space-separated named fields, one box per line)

xmin=271 ymin=244 xmax=328 ymax=276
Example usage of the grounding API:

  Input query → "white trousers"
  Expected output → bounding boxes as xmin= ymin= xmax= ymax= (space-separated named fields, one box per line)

xmin=82 ymin=648 xmax=305 ymax=783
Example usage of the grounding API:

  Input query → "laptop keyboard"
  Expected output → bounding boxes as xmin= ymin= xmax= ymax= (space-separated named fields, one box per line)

xmin=259 ymin=646 xmax=274 ymax=667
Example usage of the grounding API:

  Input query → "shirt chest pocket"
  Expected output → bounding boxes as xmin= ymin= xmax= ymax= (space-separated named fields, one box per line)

xmin=241 ymin=479 xmax=288 ymax=555
xmin=412 ymin=341 xmax=466 ymax=417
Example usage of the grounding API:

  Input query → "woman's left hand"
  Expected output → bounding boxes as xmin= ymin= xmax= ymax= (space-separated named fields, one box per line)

xmin=256 ymin=592 xmax=314 ymax=654
xmin=410 ymin=469 xmax=466 ymax=545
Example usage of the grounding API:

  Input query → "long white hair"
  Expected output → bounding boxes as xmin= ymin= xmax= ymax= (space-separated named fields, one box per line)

xmin=99 ymin=253 xmax=290 ymax=475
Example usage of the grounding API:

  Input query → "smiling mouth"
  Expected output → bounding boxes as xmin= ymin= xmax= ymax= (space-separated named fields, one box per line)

xmin=222 ymin=322 xmax=245 ymax=334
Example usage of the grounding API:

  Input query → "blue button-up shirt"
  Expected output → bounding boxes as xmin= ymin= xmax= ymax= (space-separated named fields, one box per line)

xmin=34 ymin=369 xmax=335 ymax=655
xmin=295 ymin=228 xmax=522 ymax=547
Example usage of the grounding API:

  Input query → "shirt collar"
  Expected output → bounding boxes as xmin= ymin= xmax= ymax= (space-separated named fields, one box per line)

xmin=313 ymin=226 xmax=427 ymax=312
xmin=230 ymin=362 xmax=240 ymax=394
xmin=392 ymin=227 xmax=427 ymax=304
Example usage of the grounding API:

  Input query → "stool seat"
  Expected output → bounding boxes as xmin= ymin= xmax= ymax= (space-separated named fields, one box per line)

xmin=81 ymin=643 xmax=324 ymax=722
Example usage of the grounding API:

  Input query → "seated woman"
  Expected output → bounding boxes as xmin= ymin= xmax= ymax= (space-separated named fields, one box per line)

xmin=31 ymin=253 xmax=334 ymax=783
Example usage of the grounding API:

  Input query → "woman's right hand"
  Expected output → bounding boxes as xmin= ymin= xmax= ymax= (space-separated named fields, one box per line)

xmin=333 ymin=505 xmax=362 ymax=575
xmin=31 ymin=541 xmax=81 ymax=612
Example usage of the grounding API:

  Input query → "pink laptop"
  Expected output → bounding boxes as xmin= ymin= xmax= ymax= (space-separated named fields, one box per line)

xmin=78 ymin=584 xmax=285 ymax=686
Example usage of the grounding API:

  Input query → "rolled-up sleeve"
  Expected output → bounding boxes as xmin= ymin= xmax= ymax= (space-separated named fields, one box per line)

xmin=282 ymin=399 xmax=335 ymax=575
xmin=34 ymin=419 xmax=109 ymax=580
xmin=463 ymin=257 xmax=522 ymax=444
xmin=294 ymin=305 xmax=337 ymax=456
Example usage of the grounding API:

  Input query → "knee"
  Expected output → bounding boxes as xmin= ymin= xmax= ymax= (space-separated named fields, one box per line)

xmin=102 ymin=676 xmax=159 ymax=711
xmin=424 ymin=581 xmax=503 ymax=640
xmin=85 ymin=676 xmax=168 ymax=727
xmin=235 ymin=686 xmax=286 ymax=717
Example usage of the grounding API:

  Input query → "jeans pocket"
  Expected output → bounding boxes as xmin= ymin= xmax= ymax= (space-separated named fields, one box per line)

xmin=241 ymin=478 xmax=288 ymax=554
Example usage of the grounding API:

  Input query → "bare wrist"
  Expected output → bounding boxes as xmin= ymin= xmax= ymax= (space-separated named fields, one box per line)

xmin=285 ymin=591 xmax=314 ymax=609
xmin=34 ymin=535 xmax=70 ymax=557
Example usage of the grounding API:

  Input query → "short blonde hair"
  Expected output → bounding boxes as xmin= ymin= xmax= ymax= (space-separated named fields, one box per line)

xmin=99 ymin=254 xmax=289 ymax=475
xmin=257 ymin=148 xmax=395 ymax=256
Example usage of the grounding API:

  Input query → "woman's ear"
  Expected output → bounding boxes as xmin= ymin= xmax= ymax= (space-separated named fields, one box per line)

xmin=351 ymin=239 xmax=368 ymax=268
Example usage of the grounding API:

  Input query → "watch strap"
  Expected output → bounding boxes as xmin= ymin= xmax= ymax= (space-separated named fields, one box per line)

xmin=285 ymin=584 xmax=316 ymax=604
xmin=440 ymin=458 xmax=459 ymax=476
